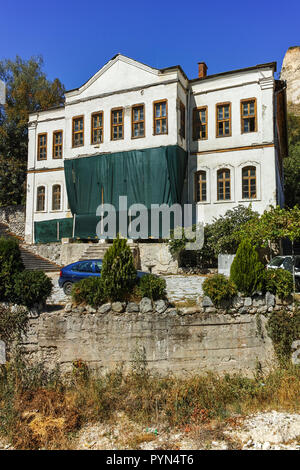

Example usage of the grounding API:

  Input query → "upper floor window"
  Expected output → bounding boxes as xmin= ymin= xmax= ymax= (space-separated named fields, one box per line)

xmin=53 ymin=130 xmax=63 ymax=159
xmin=241 ymin=99 xmax=257 ymax=133
xmin=52 ymin=184 xmax=61 ymax=211
xmin=179 ymin=101 xmax=185 ymax=139
xmin=242 ymin=166 xmax=256 ymax=199
xmin=132 ymin=104 xmax=145 ymax=138
xmin=111 ymin=108 xmax=124 ymax=140
xmin=91 ymin=112 xmax=103 ymax=144
xmin=153 ymin=100 xmax=168 ymax=135
xmin=37 ymin=133 xmax=47 ymax=160
xmin=216 ymin=103 xmax=231 ymax=137
xmin=217 ymin=169 xmax=231 ymax=200
xmin=194 ymin=171 xmax=207 ymax=202
xmin=36 ymin=186 xmax=45 ymax=211
xmin=72 ymin=116 xmax=84 ymax=147
xmin=193 ymin=107 xmax=207 ymax=140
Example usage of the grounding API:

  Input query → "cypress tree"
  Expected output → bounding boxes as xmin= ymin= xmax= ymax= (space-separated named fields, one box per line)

xmin=230 ymin=238 xmax=265 ymax=295
xmin=101 ymin=236 xmax=137 ymax=301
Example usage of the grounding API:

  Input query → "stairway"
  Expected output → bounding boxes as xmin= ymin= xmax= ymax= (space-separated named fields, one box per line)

xmin=0 ymin=221 xmax=61 ymax=272
xmin=79 ymin=242 xmax=138 ymax=262
xmin=19 ymin=247 xmax=61 ymax=272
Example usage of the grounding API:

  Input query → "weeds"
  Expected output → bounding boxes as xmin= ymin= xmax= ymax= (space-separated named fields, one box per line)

xmin=0 ymin=356 xmax=299 ymax=449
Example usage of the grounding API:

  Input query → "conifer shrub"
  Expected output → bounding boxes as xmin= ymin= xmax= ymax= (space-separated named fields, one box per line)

xmin=138 ymin=274 xmax=167 ymax=300
xmin=101 ymin=236 xmax=137 ymax=301
xmin=202 ymin=274 xmax=237 ymax=306
xmin=14 ymin=270 xmax=53 ymax=308
xmin=0 ymin=237 xmax=24 ymax=301
xmin=230 ymin=238 xmax=265 ymax=296
xmin=71 ymin=277 xmax=105 ymax=307
xmin=265 ymin=268 xmax=293 ymax=300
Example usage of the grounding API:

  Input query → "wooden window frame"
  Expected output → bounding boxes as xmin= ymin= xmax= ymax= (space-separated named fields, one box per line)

xmin=217 ymin=168 xmax=231 ymax=200
xmin=36 ymin=186 xmax=46 ymax=212
xmin=111 ymin=107 xmax=124 ymax=141
xmin=242 ymin=166 xmax=257 ymax=199
xmin=37 ymin=133 xmax=47 ymax=161
xmin=52 ymin=130 xmax=63 ymax=159
xmin=131 ymin=103 xmax=145 ymax=139
xmin=179 ymin=101 xmax=186 ymax=139
xmin=91 ymin=111 xmax=104 ymax=144
xmin=72 ymin=115 xmax=84 ymax=148
xmin=153 ymin=99 xmax=168 ymax=135
xmin=52 ymin=184 xmax=61 ymax=211
xmin=216 ymin=102 xmax=232 ymax=138
xmin=193 ymin=106 xmax=208 ymax=141
xmin=240 ymin=98 xmax=257 ymax=134
xmin=194 ymin=170 xmax=207 ymax=202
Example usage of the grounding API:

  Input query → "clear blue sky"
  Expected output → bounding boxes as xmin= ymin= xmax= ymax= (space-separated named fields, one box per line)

xmin=1 ymin=0 xmax=299 ymax=90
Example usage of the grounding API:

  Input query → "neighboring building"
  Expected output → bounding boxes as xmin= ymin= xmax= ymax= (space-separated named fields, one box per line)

xmin=25 ymin=54 xmax=288 ymax=244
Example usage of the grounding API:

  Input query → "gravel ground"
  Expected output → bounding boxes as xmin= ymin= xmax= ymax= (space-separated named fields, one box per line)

xmin=74 ymin=411 xmax=300 ymax=450
xmin=46 ymin=273 xmax=206 ymax=305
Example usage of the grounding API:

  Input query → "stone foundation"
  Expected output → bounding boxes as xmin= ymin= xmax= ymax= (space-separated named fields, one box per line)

xmin=21 ymin=295 xmax=281 ymax=376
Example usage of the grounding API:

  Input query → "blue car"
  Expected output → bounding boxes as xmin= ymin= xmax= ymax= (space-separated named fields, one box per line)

xmin=59 ymin=259 xmax=150 ymax=295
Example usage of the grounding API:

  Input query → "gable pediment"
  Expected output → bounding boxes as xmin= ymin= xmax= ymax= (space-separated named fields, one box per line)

xmin=66 ymin=55 xmax=163 ymax=101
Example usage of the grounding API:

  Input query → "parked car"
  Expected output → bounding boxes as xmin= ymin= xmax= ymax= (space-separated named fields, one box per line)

xmin=59 ymin=259 xmax=150 ymax=295
xmin=266 ymin=255 xmax=300 ymax=290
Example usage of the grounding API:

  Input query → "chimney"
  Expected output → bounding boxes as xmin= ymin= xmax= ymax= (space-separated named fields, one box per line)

xmin=198 ymin=62 xmax=208 ymax=78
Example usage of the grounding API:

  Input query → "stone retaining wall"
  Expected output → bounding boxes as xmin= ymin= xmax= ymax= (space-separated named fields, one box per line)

xmin=0 ymin=205 xmax=25 ymax=238
xmin=21 ymin=294 xmax=282 ymax=376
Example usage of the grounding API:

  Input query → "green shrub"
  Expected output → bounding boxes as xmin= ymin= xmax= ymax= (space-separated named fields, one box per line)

xmin=202 ymin=274 xmax=237 ymax=306
xmin=14 ymin=271 xmax=52 ymax=308
xmin=138 ymin=274 xmax=166 ymax=300
xmin=0 ymin=237 xmax=24 ymax=301
xmin=265 ymin=268 xmax=293 ymax=299
xmin=101 ymin=236 xmax=137 ymax=301
xmin=71 ymin=277 xmax=105 ymax=307
xmin=267 ymin=310 xmax=300 ymax=366
xmin=230 ymin=238 xmax=265 ymax=295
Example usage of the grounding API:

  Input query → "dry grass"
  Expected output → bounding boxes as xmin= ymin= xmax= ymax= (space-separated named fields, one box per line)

xmin=0 ymin=360 xmax=300 ymax=450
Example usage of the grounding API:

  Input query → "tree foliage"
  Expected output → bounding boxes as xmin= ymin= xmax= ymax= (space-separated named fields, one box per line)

xmin=0 ymin=56 xmax=65 ymax=205
xmin=230 ymin=239 xmax=265 ymax=295
xmin=284 ymin=114 xmax=300 ymax=208
xmin=0 ymin=237 xmax=24 ymax=301
xmin=101 ymin=236 xmax=137 ymax=301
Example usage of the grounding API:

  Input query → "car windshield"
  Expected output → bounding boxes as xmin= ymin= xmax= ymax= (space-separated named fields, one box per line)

xmin=95 ymin=261 xmax=102 ymax=273
xmin=269 ymin=257 xmax=284 ymax=267
xmin=74 ymin=261 xmax=94 ymax=273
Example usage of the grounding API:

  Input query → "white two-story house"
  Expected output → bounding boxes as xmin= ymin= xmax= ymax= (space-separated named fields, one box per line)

xmin=25 ymin=54 xmax=287 ymax=244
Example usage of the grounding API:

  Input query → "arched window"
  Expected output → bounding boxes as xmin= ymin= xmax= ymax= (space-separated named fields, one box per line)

xmin=36 ymin=186 xmax=45 ymax=211
xmin=194 ymin=171 xmax=207 ymax=202
xmin=242 ymin=166 xmax=256 ymax=199
xmin=52 ymin=185 xmax=61 ymax=210
xmin=217 ymin=169 xmax=230 ymax=200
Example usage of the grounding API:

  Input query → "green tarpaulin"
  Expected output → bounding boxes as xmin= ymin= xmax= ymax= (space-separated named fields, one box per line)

xmin=65 ymin=145 xmax=187 ymax=239
xmin=34 ymin=217 xmax=73 ymax=244
xmin=34 ymin=145 xmax=187 ymax=242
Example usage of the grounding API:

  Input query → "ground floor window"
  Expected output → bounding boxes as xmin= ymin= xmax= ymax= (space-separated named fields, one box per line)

xmin=36 ymin=186 xmax=45 ymax=211
xmin=194 ymin=171 xmax=207 ymax=202
xmin=52 ymin=184 xmax=61 ymax=210
xmin=242 ymin=166 xmax=256 ymax=198
xmin=217 ymin=168 xmax=231 ymax=200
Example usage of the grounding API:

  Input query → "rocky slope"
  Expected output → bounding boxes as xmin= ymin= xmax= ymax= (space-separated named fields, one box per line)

xmin=281 ymin=46 xmax=300 ymax=115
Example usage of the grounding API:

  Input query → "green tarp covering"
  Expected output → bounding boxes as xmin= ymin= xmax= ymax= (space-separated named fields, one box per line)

xmin=64 ymin=145 xmax=187 ymax=239
xmin=34 ymin=145 xmax=187 ymax=242
xmin=34 ymin=217 xmax=73 ymax=244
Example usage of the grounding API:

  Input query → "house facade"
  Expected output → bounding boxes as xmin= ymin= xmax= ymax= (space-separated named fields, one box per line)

xmin=25 ymin=54 xmax=287 ymax=244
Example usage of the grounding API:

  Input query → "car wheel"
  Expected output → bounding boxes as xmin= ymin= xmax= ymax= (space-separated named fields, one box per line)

xmin=63 ymin=281 xmax=73 ymax=296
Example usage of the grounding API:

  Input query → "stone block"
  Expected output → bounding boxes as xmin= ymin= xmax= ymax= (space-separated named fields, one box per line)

xmin=126 ymin=302 xmax=139 ymax=313
xmin=202 ymin=296 xmax=213 ymax=307
xmin=265 ymin=292 xmax=275 ymax=307
xmin=111 ymin=302 xmax=125 ymax=313
xmin=154 ymin=299 xmax=168 ymax=314
xmin=139 ymin=297 xmax=153 ymax=313
xmin=98 ymin=303 xmax=111 ymax=314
